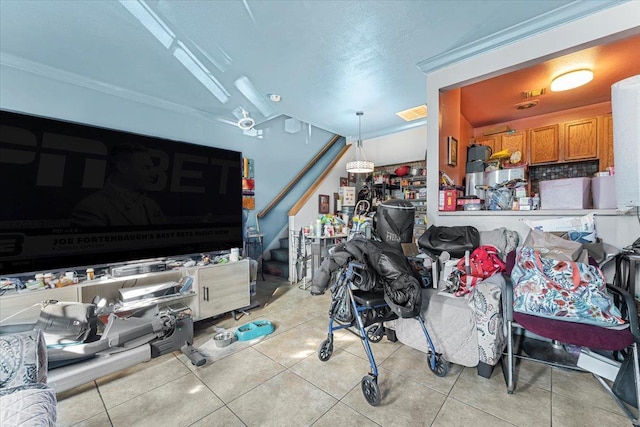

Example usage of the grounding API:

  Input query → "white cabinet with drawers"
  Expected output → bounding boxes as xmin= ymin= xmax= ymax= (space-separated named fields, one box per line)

xmin=0 ymin=260 xmax=250 ymax=325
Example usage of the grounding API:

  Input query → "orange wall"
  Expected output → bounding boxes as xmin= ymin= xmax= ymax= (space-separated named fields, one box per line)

xmin=439 ymin=88 xmax=465 ymax=185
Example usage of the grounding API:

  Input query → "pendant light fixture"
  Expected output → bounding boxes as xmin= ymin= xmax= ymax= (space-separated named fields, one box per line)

xmin=346 ymin=111 xmax=374 ymax=173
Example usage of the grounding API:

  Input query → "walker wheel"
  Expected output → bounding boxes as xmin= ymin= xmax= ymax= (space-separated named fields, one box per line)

xmin=361 ymin=375 xmax=381 ymax=406
xmin=366 ymin=324 xmax=383 ymax=343
xmin=429 ymin=354 xmax=449 ymax=377
xmin=318 ymin=339 xmax=333 ymax=362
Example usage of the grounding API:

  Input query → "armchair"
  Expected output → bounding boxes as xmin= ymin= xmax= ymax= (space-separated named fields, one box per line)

xmin=503 ymin=252 xmax=640 ymax=425
xmin=389 ymin=272 xmax=507 ymax=377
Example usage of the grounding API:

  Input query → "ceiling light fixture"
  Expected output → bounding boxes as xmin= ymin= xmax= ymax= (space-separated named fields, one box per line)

xmin=346 ymin=111 xmax=374 ymax=174
xmin=550 ymin=69 xmax=594 ymax=92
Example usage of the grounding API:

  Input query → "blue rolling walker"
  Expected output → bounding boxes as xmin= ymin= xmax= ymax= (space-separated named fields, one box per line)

xmin=318 ymin=261 xmax=448 ymax=406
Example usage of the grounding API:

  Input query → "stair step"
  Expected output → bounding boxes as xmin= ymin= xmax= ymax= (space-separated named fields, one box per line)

xmin=279 ymin=237 xmax=289 ymax=249
xmin=270 ymin=247 xmax=289 ymax=262
xmin=263 ymin=260 xmax=289 ymax=278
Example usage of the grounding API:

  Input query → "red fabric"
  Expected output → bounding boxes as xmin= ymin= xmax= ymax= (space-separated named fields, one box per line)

xmin=454 ymin=245 xmax=506 ymax=296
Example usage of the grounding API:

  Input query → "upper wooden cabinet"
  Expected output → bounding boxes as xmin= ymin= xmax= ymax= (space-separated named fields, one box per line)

xmin=601 ymin=113 xmax=614 ymax=171
xmin=564 ymin=117 xmax=598 ymax=161
xmin=475 ymin=136 xmax=498 ymax=155
xmin=529 ymin=125 xmax=559 ymax=164
xmin=500 ymin=131 xmax=527 ymax=162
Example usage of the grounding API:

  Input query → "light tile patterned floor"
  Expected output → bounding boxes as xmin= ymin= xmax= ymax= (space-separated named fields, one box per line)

xmin=55 ymin=275 xmax=634 ymax=426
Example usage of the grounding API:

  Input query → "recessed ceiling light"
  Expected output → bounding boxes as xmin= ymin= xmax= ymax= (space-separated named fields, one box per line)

xmin=396 ymin=104 xmax=427 ymax=121
xmin=268 ymin=93 xmax=281 ymax=102
xmin=550 ymin=69 xmax=593 ymax=92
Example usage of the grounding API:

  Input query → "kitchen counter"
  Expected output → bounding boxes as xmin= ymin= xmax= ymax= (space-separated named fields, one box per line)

xmin=438 ymin=208 xmax=627 ymax=216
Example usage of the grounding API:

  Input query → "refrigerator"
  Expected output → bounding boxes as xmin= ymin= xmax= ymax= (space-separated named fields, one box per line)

xmin=465 ymin=166 xmax=527 ymax=200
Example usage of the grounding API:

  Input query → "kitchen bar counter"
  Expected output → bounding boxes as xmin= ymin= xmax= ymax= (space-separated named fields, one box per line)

xmin=438 ymin=208 xmax=628 ymax=216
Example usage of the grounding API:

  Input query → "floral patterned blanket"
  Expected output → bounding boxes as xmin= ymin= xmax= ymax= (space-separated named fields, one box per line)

xmin=512 ymin=246 xmax=626 ymax=328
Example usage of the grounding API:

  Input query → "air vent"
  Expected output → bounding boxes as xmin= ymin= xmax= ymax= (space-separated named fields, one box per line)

xmin=522 ymin=88 xmax=546 ymax=98
xmin=396 ymin=104 xmax=427 ymax=121
xmin=515 ymin=100 xmax=539 ymax=110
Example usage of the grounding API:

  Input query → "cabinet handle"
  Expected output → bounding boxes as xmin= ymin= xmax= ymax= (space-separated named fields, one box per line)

xmin=205 ymin=287 xmax=209 ymax=301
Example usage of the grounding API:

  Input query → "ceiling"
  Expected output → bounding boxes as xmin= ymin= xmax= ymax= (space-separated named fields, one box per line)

xmin=460 ymin=33 xmax=640 ymax=128
xmin=0 ymin=1 xmax=626 ymax=139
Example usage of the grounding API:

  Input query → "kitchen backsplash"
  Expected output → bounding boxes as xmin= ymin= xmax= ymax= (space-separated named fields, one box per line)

xmin=529 ymin=160 xmax=599 ymax=195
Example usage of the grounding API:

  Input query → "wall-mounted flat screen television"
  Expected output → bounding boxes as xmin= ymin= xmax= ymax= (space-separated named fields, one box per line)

xmin=0 ymin=110 xmax=243 ymax=275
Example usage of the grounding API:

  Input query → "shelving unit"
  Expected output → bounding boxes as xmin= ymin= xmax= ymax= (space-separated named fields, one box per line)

xmin=372 ymin=160 xmax=427 ymax=241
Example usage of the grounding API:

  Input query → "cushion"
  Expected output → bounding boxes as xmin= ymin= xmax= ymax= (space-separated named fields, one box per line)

xmin=479 ymin=228 xmax=519 ymax=260
xmin=514 ymin=312 xmax=634 ymax=351
xmin=0 ymin=383 xmax=57 ymax=426
xmin=0 ymin=330 xmax=48 ymax=389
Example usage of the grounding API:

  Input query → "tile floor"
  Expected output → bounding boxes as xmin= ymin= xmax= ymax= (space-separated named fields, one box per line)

xmin=56 ymin=275 xmax=634 ymax=426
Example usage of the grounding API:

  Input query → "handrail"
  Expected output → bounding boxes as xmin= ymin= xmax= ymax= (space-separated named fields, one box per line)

xmin=288 ymin=143 xmax=351 ymax=216
xmin=257 ymin=134 xmax=343 ymax=218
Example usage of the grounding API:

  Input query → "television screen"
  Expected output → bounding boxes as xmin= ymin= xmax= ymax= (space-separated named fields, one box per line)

xmin=0 ymin=110 xmax=243 ymax=275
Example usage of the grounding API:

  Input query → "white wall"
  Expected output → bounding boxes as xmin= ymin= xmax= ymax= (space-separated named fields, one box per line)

xmin=424 ymin=2 xmax=640 ymax=253
xmin=364 ymin=126 xmax=427 ymax=165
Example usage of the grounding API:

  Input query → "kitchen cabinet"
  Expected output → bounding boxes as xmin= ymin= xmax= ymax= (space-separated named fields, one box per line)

xmin=195 ymin=259 xmax=249 ymax=320
xmin=500 ymin=131 xmax=527 ymax=162
xmin=529 ymin=124 xmax=559 ymax=164
xmin=475 ymin=136 xmax=499 ymax=154
xmin=564 ymin=117 xmax=598 ymax=161
xmin=601 ymin=113 xmax=614 ymax=172
xmin=474 ymin=114 xmax=610 ymax=169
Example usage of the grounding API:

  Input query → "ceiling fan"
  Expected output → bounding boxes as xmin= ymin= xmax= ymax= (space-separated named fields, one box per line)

xmin=213 ymin=106 xmax=264 ymax=137
xmin=236 ymin=109 xmax=255 ymax=130
xmin=215 ymin=107 xmax=255 ymax=129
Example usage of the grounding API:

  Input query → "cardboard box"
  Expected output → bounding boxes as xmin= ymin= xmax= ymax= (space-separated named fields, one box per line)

xmin=439 ymin=190 xmax=458 ymax=211
xmin=540 ymin=178 xmax=591 ymax=209
xmin=592 ymin=175 xmax=617 ymax=209
xmin=401 ymin=243 xmax=419 ymax=257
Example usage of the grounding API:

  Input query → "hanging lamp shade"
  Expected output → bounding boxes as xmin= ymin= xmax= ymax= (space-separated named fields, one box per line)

xmin=346 ymin=111 xmax=374 ymax=173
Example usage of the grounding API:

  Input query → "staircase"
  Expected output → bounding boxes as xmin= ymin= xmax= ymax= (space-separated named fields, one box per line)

xmin=262 ymin=236 xmax=289 ymax=278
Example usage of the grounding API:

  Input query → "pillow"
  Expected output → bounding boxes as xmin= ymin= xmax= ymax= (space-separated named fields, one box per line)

xmin=0 ymin=330 xmax=47 ymax=389
xmin=479 ymin=227 xmax=519 ymax=260
xmin=512 ymin=246 xmax=625 ymax=328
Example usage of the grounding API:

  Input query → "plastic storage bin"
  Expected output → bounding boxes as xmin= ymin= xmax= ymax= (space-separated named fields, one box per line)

xmin=539 ymin=177 xmax=591 ymax=209
xmin=592 ymin=175 xmax=617 ymax=209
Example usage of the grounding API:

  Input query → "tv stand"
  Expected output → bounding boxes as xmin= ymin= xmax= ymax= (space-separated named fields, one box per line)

xmin=0 ymin=260 xmax=250 ymax=325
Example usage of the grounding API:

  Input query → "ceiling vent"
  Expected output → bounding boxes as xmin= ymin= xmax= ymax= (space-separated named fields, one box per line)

xmin=522 ymin=88 xmax=546 ymax=98
xmin=515 ymin=100 xmax=539 ymax=110
xmin=396 ymin=104 xmax=427 ymax=121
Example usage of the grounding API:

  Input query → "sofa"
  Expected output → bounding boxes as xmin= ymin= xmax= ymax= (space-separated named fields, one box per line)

xmin=0 ymin=329 xmax=57 ymax=426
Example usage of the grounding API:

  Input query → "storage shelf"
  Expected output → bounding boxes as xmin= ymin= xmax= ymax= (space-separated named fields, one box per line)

xmin=374 ymin=161 xmax=426 ymax=241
